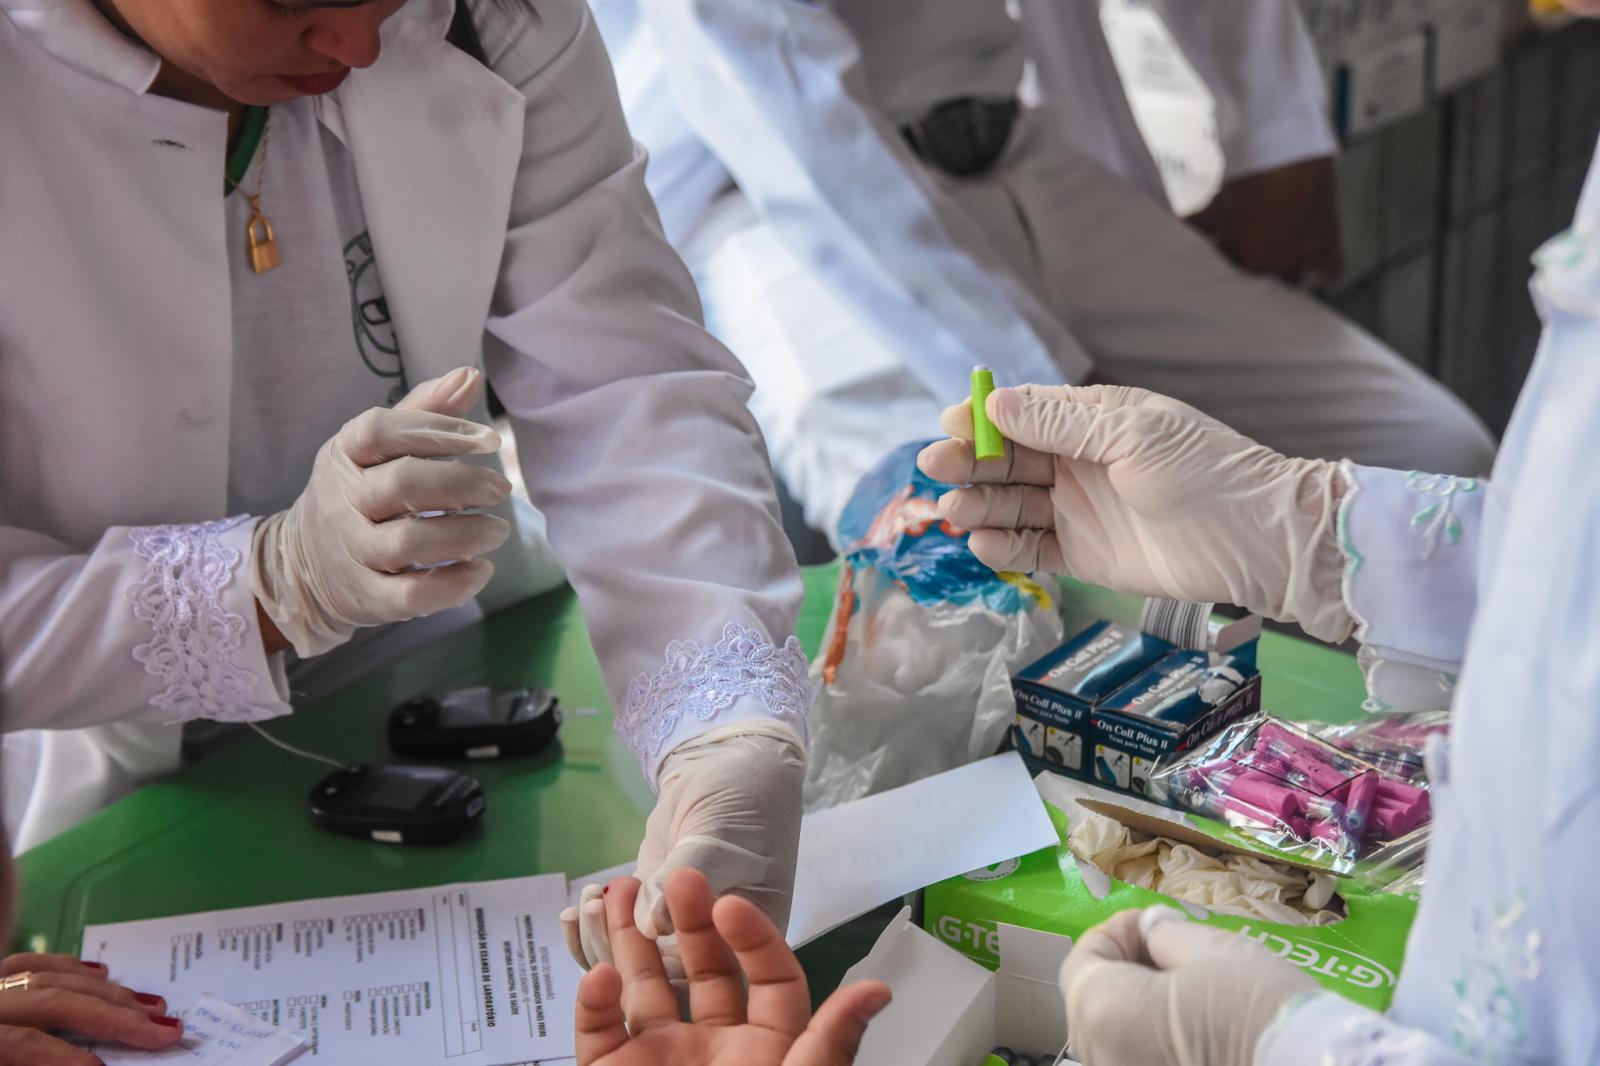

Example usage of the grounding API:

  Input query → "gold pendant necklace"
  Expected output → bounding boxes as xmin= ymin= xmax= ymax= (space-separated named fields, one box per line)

xmin=226 ymin=110 xmax=279 ymax=274
xmin=244 ymin=193 xmax=280 ymax=273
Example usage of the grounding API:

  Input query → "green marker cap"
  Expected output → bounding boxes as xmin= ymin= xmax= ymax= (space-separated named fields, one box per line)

xmin=970 ymin=365 xmax=1005 ymax=461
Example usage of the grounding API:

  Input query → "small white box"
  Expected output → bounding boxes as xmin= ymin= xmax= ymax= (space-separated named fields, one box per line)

xmin=1298 ymin=0 xmax=1436 ymax=67
xmin=1336 ymin=31 xmax=1431 ymax=138
xmin=843 ymin=908 xmax=1079 ymax=1066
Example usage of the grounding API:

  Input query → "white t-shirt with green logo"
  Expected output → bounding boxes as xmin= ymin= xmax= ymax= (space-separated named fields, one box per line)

xmin=224 ymin=99 xmax=405 ymax=517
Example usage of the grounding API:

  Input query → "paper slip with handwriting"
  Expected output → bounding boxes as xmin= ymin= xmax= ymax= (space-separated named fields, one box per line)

xmin=90 ymin=995 xmax=306 ymax=1064
xmin=81 ymin=874 xmax=581 ymax=1065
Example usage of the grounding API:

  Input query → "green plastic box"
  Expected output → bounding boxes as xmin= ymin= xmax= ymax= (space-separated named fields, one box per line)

xmin=922 ymin=781 xmax=1419 ymax=1011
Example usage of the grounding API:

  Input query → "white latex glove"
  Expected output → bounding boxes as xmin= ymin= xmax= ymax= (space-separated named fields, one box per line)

xmin=1061 ymin=907 xmax=1317 ymax=1066
xmin=916 ymin=384 xmax=1354 ymax=643
xmin=250 ymin=367 xmax=512 ymax=657
xmin=562 ymin=721 xmax=806 ymax=969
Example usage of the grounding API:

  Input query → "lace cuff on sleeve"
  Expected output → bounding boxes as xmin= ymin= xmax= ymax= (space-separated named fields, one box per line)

xmin=127 ymin=516 xmax=287 ymax=722
xmin=619 ymin=622 xmax=813 ymax=781
xmin=1336 ymin=463 xmax=1484 ymax=710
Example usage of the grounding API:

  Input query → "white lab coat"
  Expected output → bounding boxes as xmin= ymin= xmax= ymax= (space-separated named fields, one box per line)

xmin=1018 ymin=0 xmax=1336 ymax=203
xmin=595 ymin=0 xmax=1496 ymax=538
xmin=1256 ymin=138 xmax=1600 ymax=1065
xmin=0 ymin=0 xmax=808 ymax=845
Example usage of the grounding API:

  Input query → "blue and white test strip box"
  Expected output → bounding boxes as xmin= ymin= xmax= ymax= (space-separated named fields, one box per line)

xmin=1011 ymin=619 xmax=1261 ymax=800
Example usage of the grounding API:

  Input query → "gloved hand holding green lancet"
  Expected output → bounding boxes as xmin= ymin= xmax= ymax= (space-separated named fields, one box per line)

xmin=917 ymin=383 xmax=1355 ymax=643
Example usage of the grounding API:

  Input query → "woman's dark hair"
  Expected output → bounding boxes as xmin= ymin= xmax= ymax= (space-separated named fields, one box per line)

xmin=447 ymin=0 xmax=539 ymax=66
xmin=445 ymin=1 xmax=487 ymax=63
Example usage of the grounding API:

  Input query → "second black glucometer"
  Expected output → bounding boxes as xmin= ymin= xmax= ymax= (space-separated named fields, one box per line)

xmin=308 ymin=764 xmax=485 ymax=845
xmin=388 ymin=686 xmax=561 ymax=760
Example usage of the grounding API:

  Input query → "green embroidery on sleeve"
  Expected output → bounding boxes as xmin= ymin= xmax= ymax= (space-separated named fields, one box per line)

xmin=1405 ymin=473 xmax=1477 ymax=560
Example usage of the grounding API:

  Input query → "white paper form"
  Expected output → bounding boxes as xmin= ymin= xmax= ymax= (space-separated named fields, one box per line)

xmin=90 ymin=994 xmax=307 ymax=1065
xmin=787 ymin=752 xmax=1059 ymax=945
xmin=81 ymin=875 xmax=583 ymax=1065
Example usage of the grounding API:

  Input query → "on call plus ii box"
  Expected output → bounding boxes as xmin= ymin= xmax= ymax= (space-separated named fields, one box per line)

xmin=1011 ymin=618 xmax=1261 ymax=799
xmin=1088 ymin=650 xmax=1262 ymax=798
xmin=1010 ymin=622 xmax=1173 ymax=779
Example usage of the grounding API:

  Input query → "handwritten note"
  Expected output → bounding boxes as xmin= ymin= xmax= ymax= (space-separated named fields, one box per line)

xmin=92 ymin=995 xmax=306 ymax=1064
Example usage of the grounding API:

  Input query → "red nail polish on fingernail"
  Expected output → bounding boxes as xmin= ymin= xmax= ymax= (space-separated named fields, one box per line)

xmin=153 ymin=1016 xmax=182 ymax=1029
xmin=134 ymin=993 xmax=163 ymax=1007
xmin=81 ymin=960 xmax=108 ymax=972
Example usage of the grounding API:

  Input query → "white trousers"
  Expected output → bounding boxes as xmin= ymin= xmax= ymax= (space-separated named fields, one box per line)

xmin=686 ymin=108 xmax=1497 ymax=539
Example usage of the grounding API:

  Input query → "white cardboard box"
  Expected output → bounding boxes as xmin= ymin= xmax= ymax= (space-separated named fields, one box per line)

xmin=842 ymin=907 xmax=1080 ymax=1066
xmin=1337 ymin=30 xmax=1432 ymax=138
xmin=1298 ymin=0 xmax=1438 ymax=67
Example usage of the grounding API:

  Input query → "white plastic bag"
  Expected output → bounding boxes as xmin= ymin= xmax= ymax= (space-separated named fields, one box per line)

xmin=803 ymin=442 xmax=1064 ymax=811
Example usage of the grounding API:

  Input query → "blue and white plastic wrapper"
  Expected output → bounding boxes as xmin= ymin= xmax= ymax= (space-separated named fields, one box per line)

xmin=803 ymin=441 xmax=1065 ymax=811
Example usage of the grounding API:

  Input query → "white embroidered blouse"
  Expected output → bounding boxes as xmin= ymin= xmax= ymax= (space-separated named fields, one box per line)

xmin=1257 ymin=138 xmax=1600 ymax=1065
xmin=0 ymin=0 xmax=811 ymax=793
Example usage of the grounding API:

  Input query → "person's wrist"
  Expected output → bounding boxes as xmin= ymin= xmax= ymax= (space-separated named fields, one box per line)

xmin=655 ymin=717 xmax=808 ymax=789
xmin=256 ymin=599 xmax=290 ymax=655
xmin=249 ymin=513 xmax=291 ymax=656
xmin=1251 ymin=990 xmax=1329 ymax=1066
xmin=1273 ymin=457 xmax=1356 ymax=644
xmin=1308 ymin=460 xmax=1357 ymax=641
xmin=248 ymin=506 xmax=350 ymax=659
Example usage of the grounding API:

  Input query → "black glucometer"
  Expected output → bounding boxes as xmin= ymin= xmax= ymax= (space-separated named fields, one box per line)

xmin=388 ymin=686 xmax=561 ymax=760
xmin=308 ymin=764 xmax=485 ymax=845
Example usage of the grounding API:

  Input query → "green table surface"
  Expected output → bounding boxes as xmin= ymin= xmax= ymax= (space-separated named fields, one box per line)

xmin=12 ymin=563 xmax=1366 ymax=999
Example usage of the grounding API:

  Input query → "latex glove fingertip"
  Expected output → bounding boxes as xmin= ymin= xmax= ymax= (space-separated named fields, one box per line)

xmin=578 ymin=898 xmax=615 ymax=968
xmin=634 ymin=879 xmax=675 ymax=941
xmin=560 ymin=907 xmax=588 ymax=971
xmin=1139 ymin=905 xmax=1186 ymax=940
xmin=938 ymin=398 xmax=976 ymax=440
